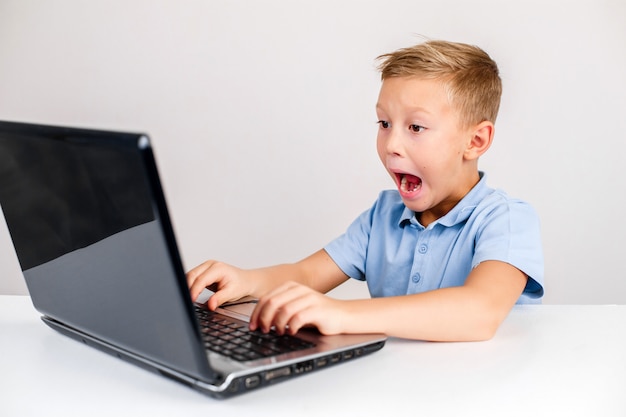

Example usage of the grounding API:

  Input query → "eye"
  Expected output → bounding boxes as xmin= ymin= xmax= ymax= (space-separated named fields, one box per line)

xmin=409 ymin=124 xmax=426 ymax=133
xmin=377 ymin=120 xmax=390 ymax=129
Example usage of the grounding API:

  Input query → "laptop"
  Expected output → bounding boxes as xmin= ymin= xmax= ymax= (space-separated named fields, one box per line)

xmin=0 ymin=120 xmax=386 ymax=399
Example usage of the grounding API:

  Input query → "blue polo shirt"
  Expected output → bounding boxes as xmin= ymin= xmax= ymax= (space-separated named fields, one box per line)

xmin=324 ymin=173 xmax=544 ymax=304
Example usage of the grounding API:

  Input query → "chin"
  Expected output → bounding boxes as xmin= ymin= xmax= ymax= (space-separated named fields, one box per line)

xmin=399 ymin=198 xmax=425 ymax=214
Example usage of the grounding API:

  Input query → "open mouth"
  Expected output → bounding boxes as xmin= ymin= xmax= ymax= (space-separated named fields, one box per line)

xmin=397 ymin=173 xmax=422 ymax=194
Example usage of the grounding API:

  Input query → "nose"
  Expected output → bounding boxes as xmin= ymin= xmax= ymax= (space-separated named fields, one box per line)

xmin=383 ymin=126 xmax=403 ymax=157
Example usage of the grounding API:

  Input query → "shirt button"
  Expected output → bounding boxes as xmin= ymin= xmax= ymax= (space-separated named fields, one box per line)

xmin=418 ymin=244 xmax=428 ymax=254
xmin=411 ymin=273 xmax=421 ymax=283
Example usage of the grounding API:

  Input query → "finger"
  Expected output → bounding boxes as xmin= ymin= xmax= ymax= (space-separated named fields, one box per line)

xmin=188 ymin=262 xmax=221 ymax=301
xmin=285 ymin=298 xmax=342 ymax=336
xmin=186 ymin=260 xmax=214 ymax=287
xmin=284 ymin=306 xmax=312 ymax=335
xmin=206 ymin=286 xmax=240 ymax=311
xmin=250 ymin=283 xmax=308 ymax=333
xmin=265 ymin=286 xmax=323 ymax=334
xmin=271 ymin=293 xmax=314 ymax=335
xmin=249 ymin=283 xmax=294 ymax=331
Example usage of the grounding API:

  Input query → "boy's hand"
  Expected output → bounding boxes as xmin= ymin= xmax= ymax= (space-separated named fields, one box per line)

xmin=249 ymin=281 xmax=345 ymax=336
xmin=186 ymin=260 xmax=255 ymax=311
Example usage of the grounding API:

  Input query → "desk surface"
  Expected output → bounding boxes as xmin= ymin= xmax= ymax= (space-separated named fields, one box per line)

xmin=2 ymin=295 xmax=625 ymax=416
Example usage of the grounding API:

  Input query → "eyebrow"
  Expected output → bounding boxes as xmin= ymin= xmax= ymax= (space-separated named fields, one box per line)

xmin=375 ymin=103 xmax=434 ymax=117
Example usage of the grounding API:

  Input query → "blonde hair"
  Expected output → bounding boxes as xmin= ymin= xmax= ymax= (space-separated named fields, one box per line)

xmin=377 ymin=40 xmax=502 ymax=128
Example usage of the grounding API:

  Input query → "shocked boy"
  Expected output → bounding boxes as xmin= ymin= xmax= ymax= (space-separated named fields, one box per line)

xmin=188 ymin=39 xmax=544 ymax=342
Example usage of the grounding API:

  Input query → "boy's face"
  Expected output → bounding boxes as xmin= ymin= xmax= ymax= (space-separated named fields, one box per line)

xmin=376 ymin=76 xmax=481 ymax=225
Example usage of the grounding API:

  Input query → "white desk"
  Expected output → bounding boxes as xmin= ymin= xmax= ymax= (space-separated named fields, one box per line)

xmin=1 ymin=295 xmax=625 ymax=417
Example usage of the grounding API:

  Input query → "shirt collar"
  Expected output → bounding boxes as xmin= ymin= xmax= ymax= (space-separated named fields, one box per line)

xmin=399 ymin=172 xmax=490 ymax=229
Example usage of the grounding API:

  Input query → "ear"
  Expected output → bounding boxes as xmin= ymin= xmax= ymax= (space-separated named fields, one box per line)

xmin=464 ymin=121 xmax=494 ymax=160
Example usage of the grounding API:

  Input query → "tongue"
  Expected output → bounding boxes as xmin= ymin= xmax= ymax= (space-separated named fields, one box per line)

xmin=404 ymin=174 xmax=420 ymax=185
xmin=401 ymin=174 xmax=421 ymax=192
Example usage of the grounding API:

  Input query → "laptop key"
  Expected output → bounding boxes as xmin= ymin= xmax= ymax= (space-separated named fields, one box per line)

xmin=195 ymin=306 xmax=315 ymax=361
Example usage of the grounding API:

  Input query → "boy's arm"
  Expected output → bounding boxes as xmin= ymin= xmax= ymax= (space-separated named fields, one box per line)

xmin=337 ymin=260 xmax=526 ymax=341
xmin=187 ymin=249 xmax=349 ymax=310
xmin=252 ymin=259 xmax=526 ymax=341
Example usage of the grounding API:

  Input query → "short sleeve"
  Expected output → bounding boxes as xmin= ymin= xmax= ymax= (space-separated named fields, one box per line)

xmin=472 ymin=197 xmax=544 ymax=300
xmin=324 ymin=204 xmax=376 ymax=281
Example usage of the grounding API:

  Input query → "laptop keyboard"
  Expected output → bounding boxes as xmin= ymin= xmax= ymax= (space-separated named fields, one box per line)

xmin=194 ymin=306 xmax=316 ymax=362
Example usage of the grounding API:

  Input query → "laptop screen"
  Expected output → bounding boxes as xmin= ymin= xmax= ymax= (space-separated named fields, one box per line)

xmin=0 ymin=121 xmax=216 ymax=381
xmin=0 ymin=126 xmax=154 ymax=271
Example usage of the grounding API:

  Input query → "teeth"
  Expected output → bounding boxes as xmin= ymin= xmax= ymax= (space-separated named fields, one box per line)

xmin=400 ymin=175 xmax=419 ymax=193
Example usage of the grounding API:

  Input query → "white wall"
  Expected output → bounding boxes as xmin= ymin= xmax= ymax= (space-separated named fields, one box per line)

xmin=1 ymin=0 xmax=624 ymax=304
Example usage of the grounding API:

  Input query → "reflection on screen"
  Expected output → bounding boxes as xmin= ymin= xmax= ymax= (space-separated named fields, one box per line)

xmin=0 ymin=132 xmax=154 ymax=271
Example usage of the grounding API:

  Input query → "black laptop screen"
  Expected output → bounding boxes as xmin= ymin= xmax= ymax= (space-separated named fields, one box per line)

xmin=0 ymin=121 xmax=216 ymax=382
xmin=0 ymin=126 xmax=154 ymax=271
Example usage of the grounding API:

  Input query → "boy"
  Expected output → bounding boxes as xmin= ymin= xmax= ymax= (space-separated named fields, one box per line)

xmin=187 ymin=39 xmax=544 ymax=342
